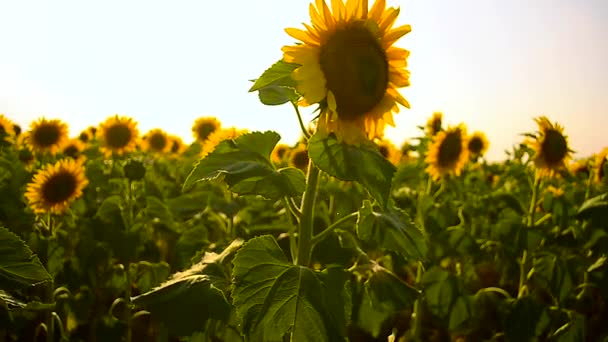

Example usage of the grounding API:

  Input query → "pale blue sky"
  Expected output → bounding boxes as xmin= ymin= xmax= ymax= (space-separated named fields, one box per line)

xmin=1 ymin=0 xmax=607 ymax=160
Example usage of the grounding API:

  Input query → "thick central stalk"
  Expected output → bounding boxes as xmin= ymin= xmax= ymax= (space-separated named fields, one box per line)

xmin=296 ymin=162 xmax=320 ymax=266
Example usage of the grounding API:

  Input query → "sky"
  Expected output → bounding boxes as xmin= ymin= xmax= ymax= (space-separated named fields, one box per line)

xmin=1 ymin=0 xmax=607 ymax=161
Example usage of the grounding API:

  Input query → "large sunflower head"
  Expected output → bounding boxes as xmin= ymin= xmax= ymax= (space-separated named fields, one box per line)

xmin=201 ymin=127 xmax=247 ymax=157
xmin=282 ymin=0 xmax=411 ymax=145
xmin=0 ymin=114 xmax=16 ymax=144
xmin=142 ymin=129 xmax=171 ymax=154
xmin=24 ymin=118 xmax=69 ymax=155
xmin=374 ymin=138 xmax=401 ymax=165
xmin=289 ymin=143 xmax=310 ymax=171
xmin=527 ymin=116 xmax=572 ymax=178
xmin=98 ymin=115 xmax=139 ymax=157
xmin=594 ymin=147 xmax=608 ymax=183
xmin=62 ymin=139 xmax=86 ymax=161
xmin=24 ymin=159 xmax=88 ymax=214
xmin=425 ymin=124 xmax=469 ymax=180
xmin=468 ymin=131 xmax=489 ymax=159
xmin=425 ymin=112 xmax=443 ymax=136
xmin=192 ymin=117 xmax=221 ymax=144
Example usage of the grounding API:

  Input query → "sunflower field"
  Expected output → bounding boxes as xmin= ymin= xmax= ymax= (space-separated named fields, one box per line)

xmin=1 ymin=1 xmax=608 ymax=341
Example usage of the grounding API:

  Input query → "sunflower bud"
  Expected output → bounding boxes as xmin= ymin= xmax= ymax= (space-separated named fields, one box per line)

xmin=123 ymin=159 xmax=146 ymax=181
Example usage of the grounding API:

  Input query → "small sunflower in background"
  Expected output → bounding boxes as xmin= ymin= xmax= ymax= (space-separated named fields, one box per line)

xmin=168 ymin=135 xmax=186 ymax=156
xmin=594 ymin=147 xmax=608 ymax=183
xmin=25 ymin=159 xmax=88 ymax=214
xmin=527 ymin=116 xmax=572 ymax=178
xmin=271 ymin=144 xmax=291 ymax=165
xmin=425 ymin=112 xmax=443 ymax=137
xmin=546 ymin=185 xmax=564 ymax=198
xmin=425 ymin=124 xmax=469 ymax=180
xmin=18 ymin=148 xmax=35 ymax=170
xmin=374 ymin=138 xmax=402 ymax=165
xmin=202 ymin=127 xmax=247 ymax=157
xmin=192 ymin=117 xmax=221 ymax=144
xmin=78 ymin=128 xmax=94 ymax=143
xmin=569 ymin=159 xmax=590 ymax=179
xmin=142 ymin=129 xmax=171 ymax=154
xmin=282 ymin=0 xmax=411 ymax=145
xmin=98 ymin=115 xmax=139 ymax=157
xmin=62 ymin=139 xmax=87 ymax=161
xmin=289 ymin=143 xmax=309 ymax=172
xmin=0 ymin=114 xmax=16 ymax=143
xmin=468 ymin=131 xmax=489 ymax=160
xmin=24 ymin=118 xmax=69 ymax=155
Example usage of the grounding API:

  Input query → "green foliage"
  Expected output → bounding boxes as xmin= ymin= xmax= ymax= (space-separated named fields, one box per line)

xmin=308 ymin=133 xmax=396 ymax=207
xmin=249 ymin=60 xmax=300 ymax=106
xmin=0 ymin=227 xmax=51 ymax=290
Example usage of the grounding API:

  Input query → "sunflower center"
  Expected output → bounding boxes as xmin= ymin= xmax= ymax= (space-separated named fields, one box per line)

xmin=64 ymin=145 xmax=80 ymax=158
xmin=468 ymin=137 xmax=483 ymax=154
xmin=541 ymin=129 xmax=568 ymax=165
xmin=19 ymin=149 xmax=34 ymax=163
xmin=437 ymin=131 xmax=463 ymax=168
xmin=149 ymin=133 xmax=167 ymax=151
xmin=319 ymin=21 xmax=389 ymax=121
xmin=197 ymin=123 xmax=217 ymax=141
xmin=33 ymin=124 xmax=60 ymax=147
xmin=291 ymin=150 xmax=309 ymax=170
xmin=42 ymin=172 xmax=77 ymax=204
xmin=13 ymin=125 xmax=22 ymax=136
xmin=276 ymin=147 xmax=288 ymax=159
xmin=78 ymin=132 xmax=90 ymax=143
xmin=378 ymin=145 xmax=389 ymax=158
xmin=106 ymin=124 xmax=132 ymax=149
xmin=431 ymin=119 xmax=442 ymax=135
xmin=171 ymin=141 xmax=180 ymax=153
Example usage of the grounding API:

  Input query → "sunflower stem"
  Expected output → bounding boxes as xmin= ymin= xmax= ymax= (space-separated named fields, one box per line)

xmin=412 ymin=261 xmax=424 ymax=341
xmin=296 ymin=162 xmax=320 ymax=266
xmin=291 ymin=102 xmax=311 ymax=140
xmin=311 ymin=212 xmax=358 ymax=247
xmin=124 ymin=178 xmax=133 ymax=342
xmin=527 ymin=173 xmax=541 ymax=228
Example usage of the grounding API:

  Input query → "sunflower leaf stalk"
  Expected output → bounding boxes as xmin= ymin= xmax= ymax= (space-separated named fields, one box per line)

xmin=296 ymin=162 xmax=321 ymax=266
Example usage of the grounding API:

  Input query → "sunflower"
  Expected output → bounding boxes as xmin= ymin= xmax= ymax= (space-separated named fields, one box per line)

xmin=468 ymin=131 xmax=489 ymax=159
xmin=23 ymin=118 xmax=69 ymax=155
xmin=0 ymin=114 xmax=16 ymax=144
xmin=289 ymin=143 xmax=310 ymax=171
xmin=527 ymin=116 xmax=572 ymax=178
xmin=425 ymin=124 xmax=469 ymax=180
xmin=24 ymin=159 xmax=88 ymax=214
xmin=18 ymin=148 xmax=35 ymax=169
xmin=78 ymin=129 xmax=93 ymax=143
xmin=568 ymin=159 xmax=590 ymax=178
xmin=271 ymin=144 xmax=291 ymax=165
xmin=594 ymin=147 xmax=608 ymax=183
xmin=98 ymin=115 xmax=139 ymax=157
xmin=201 ymin=127 xmax=247 ymax=157
xmin=192 ymin=117 xmax=221 ymax=144
xmin=282 ymin=0 xmax=411 ymax=145
xmin=62 ymin=139 xmax=86 ymax=161
xmin=425 ymin=112 xmax=443 ymax=136
xmin=374 ymin=138 xmax=401 ymax=165
xmin=142 ymin=129 xmax=171 ymax=154
xmin=168 ymin=135 xmax=186 ymax=155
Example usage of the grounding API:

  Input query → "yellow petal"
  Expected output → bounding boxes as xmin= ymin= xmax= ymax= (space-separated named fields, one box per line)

xmin=292 ymin=63 xmax=324 ymax=81
xmin=309 ymin=3 xmax=327 ymax=31
xmin=297 ymin=78 xmax=327 ymax=104
xmin=282 ymin=45 xmax=318 ymax=64
xmin=285 ymin=27 xmax=320 ymax=46
xmin=369 ymin=0 xmax=385 ymax=21
xmin=317 ymin=0 xmax=336 ymax=29
xmin=379 ymin=7 xmax=400 ymax=33
xmin=327 ymin=90 xmax=337 ymax=111
xmin=389 ymin=69 xmax=410 ymax=87
xmin=382 ymin=24 xmax=411 ymax=47
xmin=387 ymin=87 xmax=410 ymax=108
xmin=331 ymin=0 xmax=346 ymax=21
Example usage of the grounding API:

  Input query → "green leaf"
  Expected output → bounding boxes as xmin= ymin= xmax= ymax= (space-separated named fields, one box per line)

xmin=421 ymin=267 xmax=460 ymax=319
xmin=0 ymin=227 xmax=52 ymax=290
xmin=258 ymin=85 xmax=299 ymax=106
xmin=183 ymin=132 xmax=304 ymax=199
xmin=504 ymin=297 xmax=550 ymax=341
xmin=528 ymin=252 xmax=573 ymax=305
xmin=146 ymin=196 xmax=176 ymax=230
xmin=308 ymin=133 xmax=396 ymax=207
xmin=448 ymin=295 xmax=474 ymax=332
xmin=130 ymin=261 xmax=171 ymax=293
xmin=318 ymin=267 xmax=352 ymax=337
xmin=232 ymin=236 xmax=338 ymax=342
xmin=95 ymin=195 xmax=123 ymax=222
xmin=249 ymin=60 xmax=298 ymax=92
xmin=487 ymin=191 xmax=525 ymax=215
xmin=554 ymin=312 xmax=586 ymax=342
xmin=577 ymin=192 xmax=608 ymax=220
xmin=357 ymin=200 xmax=427 ymax=260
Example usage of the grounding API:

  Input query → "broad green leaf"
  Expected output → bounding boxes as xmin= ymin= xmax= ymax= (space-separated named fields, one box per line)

xmin=528 ymin=252 xmax=573 ymax=305
xmin=130 ymin=261 xmax=170 ymax=293
xmin=357 ymin=200 xmax=427 ymax=260
xmin=258 ymin=85 xmax=299 ymax=106
xmin=576 ymin=192 xmax=608 ymax=220
xmin=504 ymin=297 xmax=550 ymax=341
xmin=232 ymin=235 xmax=338 ymax=342
xmin=308 ymin=133 xmax=396 ymax=207
xmin=421 ymin=267 xmax=460 ymax=319
xmin=448 ymin=295 xmax=475 ymax=332
xmin=249 ymin=60 xmax=298 ymax=92
xmin=0 ymin=227 xmax=52 ymax=290
xmin=145 ymin=196 xmax=176 ymax=230
xmin=95 ymin=195 xmax=123 ymax=222
xmin=318 ymin=267 xmax=352 ymax=337
xmin=183 ymin=132 xmax=304 ymax=199
xmin=131 ymin=242 xmax=242 ymax=336
xmin=554 ymin=312 xmax=586 ymax=342
xmin=487 ymin=191 xmax=525 ymax=215
xmin=357 ymin=266 xmax=419 ymax=337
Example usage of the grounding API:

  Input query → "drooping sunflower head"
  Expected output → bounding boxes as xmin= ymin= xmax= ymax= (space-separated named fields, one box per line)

xmin=98 ymin=115 xmax=139 ymax=157
xmin=24 ymin=118 xmax=69 ymax=155
xmin=168 ymin=135 xmax=186 ymax=156
xmin=282 ymin=0 xmax=411 ymax=145
xmin=594 ymin=147 xmax=608 ymax=183
xmin=272 ymin=144 xmax=291 ymax=165
xmin=425 ymin=112 xmax=443 ymax=136
xmin=289 ymin=143 xmax=310 ymax=171
xmin=0 ymin=114 xmax=16 ymax=144
xmin=192 ymin=117 xmax=221 ymax=144
xmin=62 ymin=139 xmax=86 ymax=161
xmin=425 ymin=124 xmax=469 ymax=180
xmin=527 ymin=116 xmax=572 ymax=177
xmin=468 ymin=131 xmax=489 ymax=159
xmin=24 ymin=159 xmax=88 ymax=214
xmin=201 ymin=127 xmax=247 ymax=157
xmin=568 ymin=159 xmax=590 ymax=179
xmin=374 ymin=138 xmax=401 ymax=165
xmin=142 ymin=129 xmax=171 ymax=154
